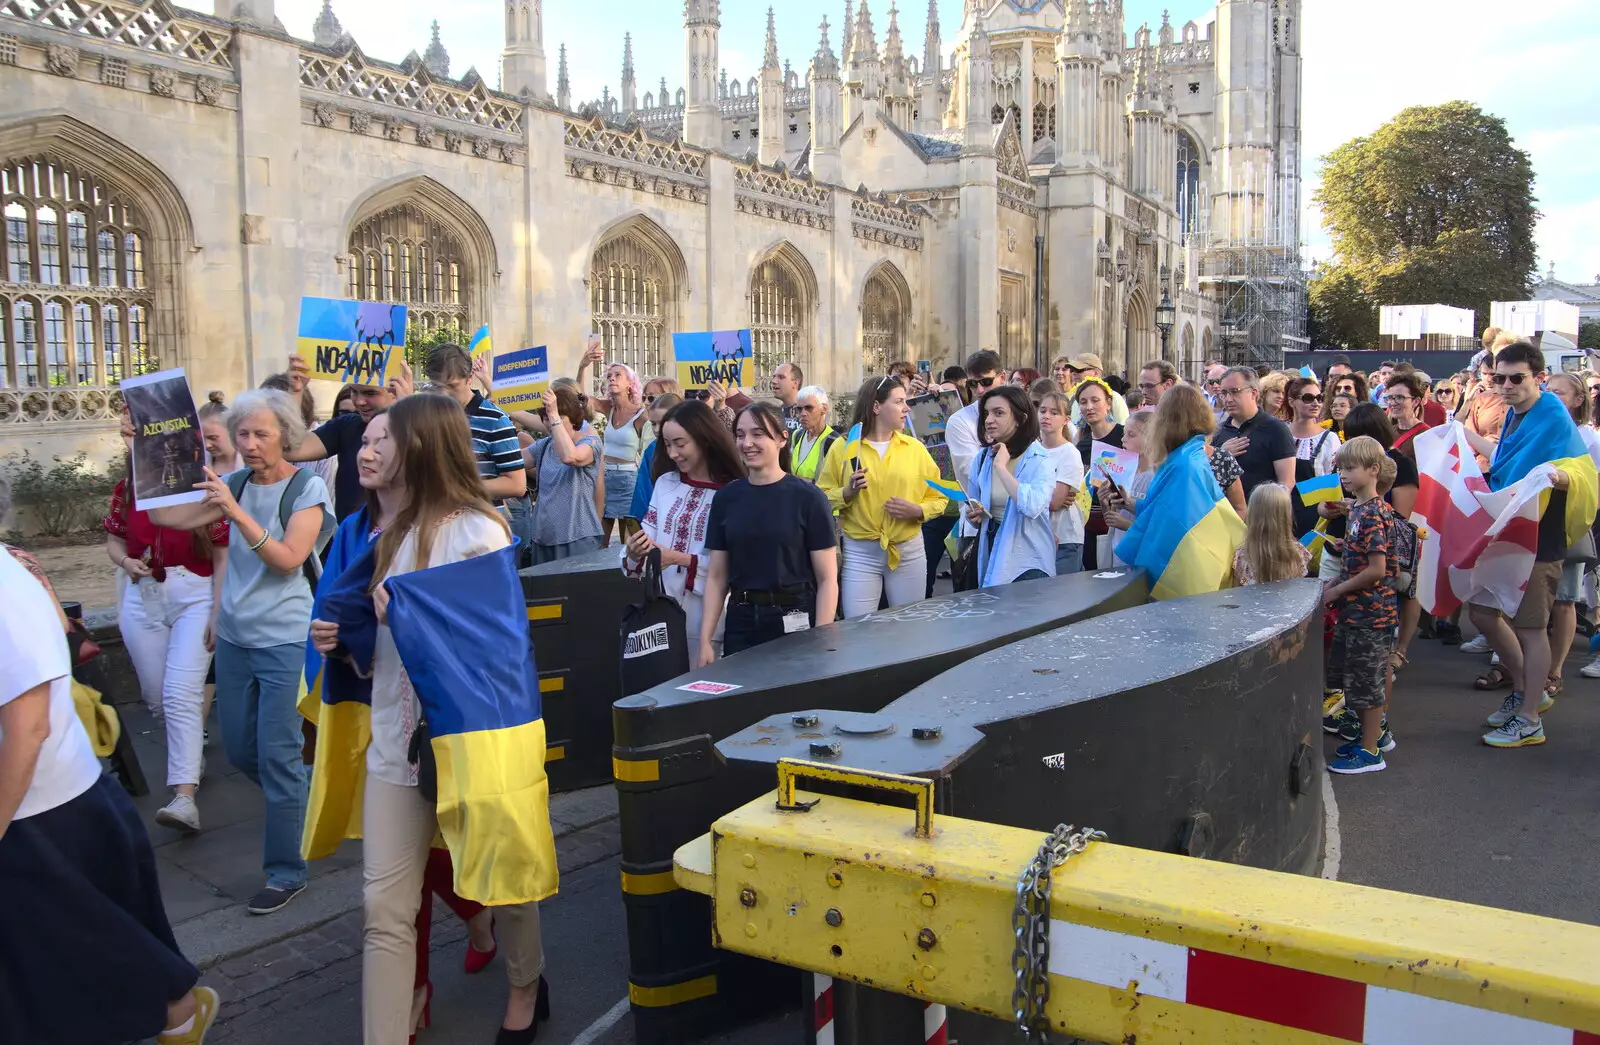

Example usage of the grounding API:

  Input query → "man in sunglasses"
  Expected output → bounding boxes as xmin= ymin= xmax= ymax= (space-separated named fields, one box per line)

xmin=1202 ymin=364 xmax=1229 ymax=414
xmin=1460 ymin=340 xmax=1587 ymax=749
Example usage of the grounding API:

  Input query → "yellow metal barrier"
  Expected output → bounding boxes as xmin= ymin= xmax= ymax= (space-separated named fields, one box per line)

xmin=674 ymin=758 xmax=1600 ymax=1044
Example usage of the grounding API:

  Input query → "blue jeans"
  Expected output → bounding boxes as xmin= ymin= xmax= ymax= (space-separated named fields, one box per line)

xmin=1016 ymin=569 xmax=1051 ymax=582
xmin=1055 ymin=543 xmax=1084 ymax=575
xmin=505 ymin=494 xmax=536 ymax=566
xmin=213 ymin=639 xmax=309 ymax=890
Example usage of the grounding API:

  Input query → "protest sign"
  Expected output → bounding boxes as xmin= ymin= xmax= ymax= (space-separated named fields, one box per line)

xmin=907 ymin=389 xmax=962 ymax=447
xmin=295 ymin=297 xmax=408 ymax=385
xmin=672 ymin=329 xmax=753 ymax=390
xmin=492 ymin=345 xmax=550 ymax=411
xmin=122 ymin=368 xmax=207 ymax=510
xmin=1090 ymin=440 xmax=1141 ymax=488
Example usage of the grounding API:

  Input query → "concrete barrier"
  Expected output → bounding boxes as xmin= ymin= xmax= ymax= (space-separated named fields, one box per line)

xmin=611 ymin=569 xmax=1150 ymax=1043
xmin=519 ymin=546 xmax=638 ymax=792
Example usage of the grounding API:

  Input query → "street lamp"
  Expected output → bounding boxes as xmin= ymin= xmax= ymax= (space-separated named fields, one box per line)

xmin=1155 ymin=290 xmax=1176 ymax=363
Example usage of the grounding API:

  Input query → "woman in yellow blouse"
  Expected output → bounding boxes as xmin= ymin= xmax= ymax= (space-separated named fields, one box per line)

xmin=820 ymin=376 xmax=948 ymax=618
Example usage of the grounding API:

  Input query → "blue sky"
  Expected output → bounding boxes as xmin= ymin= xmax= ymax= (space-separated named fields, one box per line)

xmin=281 ymin=0 xmax=1600 ymax=286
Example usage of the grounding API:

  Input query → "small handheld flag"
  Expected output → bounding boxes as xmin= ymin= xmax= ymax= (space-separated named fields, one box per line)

xmin=1295 ymin=472 xmax=1344 ymax=505
xmin=468 ymin=323 xmax=492 ymax=362
xmin=1299 ymin=530 xmax=1322 ymax=548
xmin=843 ymin=422 xmax=863 ymax=469
xmin=925 ymin=478 xmax=967 ymax=502
xmin=1299 ymin=364 xmax=1315 ymax=380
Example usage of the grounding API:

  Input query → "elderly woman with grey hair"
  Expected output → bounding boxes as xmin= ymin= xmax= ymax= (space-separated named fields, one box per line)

xmin=150 ymin=387 xmax=333 ymax=916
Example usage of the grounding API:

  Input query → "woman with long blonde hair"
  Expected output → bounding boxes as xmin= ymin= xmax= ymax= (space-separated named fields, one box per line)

xmin=1234 ymin=483 xmax=1311 ymax=585
xmin=1145 ymin=384 xmax=1248 ymax=519
xmin=311 ymin=394 xmax=548 ymax=1044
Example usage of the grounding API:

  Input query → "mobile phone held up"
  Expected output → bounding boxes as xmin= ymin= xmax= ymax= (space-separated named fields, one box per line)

xmin=917 ymin=359 xmax=932 ymax=378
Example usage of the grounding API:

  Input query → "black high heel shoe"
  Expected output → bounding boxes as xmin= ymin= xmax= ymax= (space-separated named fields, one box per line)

xmin=493 ymin=977 xmax=550 ymax=1044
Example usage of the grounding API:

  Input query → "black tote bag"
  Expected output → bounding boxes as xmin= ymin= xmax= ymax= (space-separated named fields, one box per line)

xmin=619 ymin=549 xmax=691 ymax=696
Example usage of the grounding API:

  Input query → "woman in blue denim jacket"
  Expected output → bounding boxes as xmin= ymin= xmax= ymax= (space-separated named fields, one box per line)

xmin=964 ymin=386 xmax=1058 ymax=586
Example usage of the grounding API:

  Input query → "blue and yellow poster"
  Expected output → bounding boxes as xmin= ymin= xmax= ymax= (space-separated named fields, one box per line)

xmin=672 ymin=329 xmax=753 ymax=390
xmin=492 ymin=346 xmax=549 ymax=410
xmin=295 ymin=297 xmax=408 ymax=385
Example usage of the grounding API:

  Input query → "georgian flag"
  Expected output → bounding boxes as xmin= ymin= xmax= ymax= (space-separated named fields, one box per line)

xmin=1412 ymin=423 xmax=1553 ymax=617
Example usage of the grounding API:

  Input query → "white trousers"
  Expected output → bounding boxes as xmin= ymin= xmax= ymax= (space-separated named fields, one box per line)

xmin=362 ymin=776 xmax=545 ymax=1045
xmin=840 ymin=536 xmax=926 ymax=619
xmin=119 ymin=567 xmax=212 ymax=788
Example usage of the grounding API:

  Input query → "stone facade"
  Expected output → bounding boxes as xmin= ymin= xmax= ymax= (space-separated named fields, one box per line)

xmin=1 ymin=0 xmax=1300 ymax=467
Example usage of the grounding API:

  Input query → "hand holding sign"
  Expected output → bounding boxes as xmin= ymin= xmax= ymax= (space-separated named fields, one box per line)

xmin=491 ymin=346 xmax=549 ymax=411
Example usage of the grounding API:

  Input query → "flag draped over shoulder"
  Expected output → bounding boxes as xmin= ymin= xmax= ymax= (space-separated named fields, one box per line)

xmin=300 ymin=510 xmax=380 ymax=858
xmin=1117 ymin=435 xmax=1245 ymax=600
xmin=385 ymin=542 xmax=558 ymax=905
xmin=1413 ymin=406 xmax=1599 ymax=617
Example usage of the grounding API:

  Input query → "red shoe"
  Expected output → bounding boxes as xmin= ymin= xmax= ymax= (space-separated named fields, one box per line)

xmin=464 ymin=928 xmax=498 ymax=975
xmin=409 ymin=981 xmax=433 ymax=1044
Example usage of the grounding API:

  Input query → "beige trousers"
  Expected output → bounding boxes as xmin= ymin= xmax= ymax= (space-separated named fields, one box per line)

xmin=361 ymin=775 xmax=545 ymax=1045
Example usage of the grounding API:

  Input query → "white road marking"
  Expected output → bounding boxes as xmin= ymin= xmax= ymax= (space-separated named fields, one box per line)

xmin=568 ymin=996 xmax=631 ymax=1045
xmin=1321 ymin=770 xmax=1342 ymax=881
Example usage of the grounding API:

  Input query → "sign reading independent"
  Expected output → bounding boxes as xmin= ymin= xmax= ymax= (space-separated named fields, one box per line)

xmin=492 ymin=345 xmax=550 ymax=410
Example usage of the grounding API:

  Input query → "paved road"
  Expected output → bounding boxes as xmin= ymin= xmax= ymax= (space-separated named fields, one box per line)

xmin=141 ymin=626 xmax=1599 ymax=1045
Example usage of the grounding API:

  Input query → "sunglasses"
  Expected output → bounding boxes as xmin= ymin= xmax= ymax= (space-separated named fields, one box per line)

xmin=968 ymin=374 xmax=1000 ymax=390
xmin=1434 ymin=388 xmax=1454 ymax=398
xmin=1297 ymin=392 xmax=1324 ymax=404
xmin=1490 ymin=373 xmax=1535 ymax=386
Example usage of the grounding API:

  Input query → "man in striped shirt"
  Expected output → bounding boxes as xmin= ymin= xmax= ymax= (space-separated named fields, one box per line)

xmin=424 ymin=343 xmax=528 ymax=504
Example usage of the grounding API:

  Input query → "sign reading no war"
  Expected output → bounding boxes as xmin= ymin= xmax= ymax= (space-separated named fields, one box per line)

xmin=492 ymin=345 xmax=550 ymax=410
xmin=673 ymin=329 xmax=753 ymax=390
xmin=295 ymin=297 xmax=409 ymax=385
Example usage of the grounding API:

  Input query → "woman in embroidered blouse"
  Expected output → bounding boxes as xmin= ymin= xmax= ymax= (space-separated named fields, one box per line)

xmin=622 ymin=401 xmax=745 ymax=658
xmin=104 ymin=407 xmax=229 ymax=836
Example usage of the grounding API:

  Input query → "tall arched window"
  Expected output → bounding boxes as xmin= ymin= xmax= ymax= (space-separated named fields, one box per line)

xmin=348 ymin=203 xmax=472 ymax=334
xmin=590 ymin=221 xmax=682 ymax=385
xmin=1176 ymin=131 xmax=1201 ymax=237
xmin=749 ymin=247 xmax=813 ymax=386
xmin=861 ymin=263 xmax=910 ymax=378
xmin=0 ymin=158 xmax=157 ymax=389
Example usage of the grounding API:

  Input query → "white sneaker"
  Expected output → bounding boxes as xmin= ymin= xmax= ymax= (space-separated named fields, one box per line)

xmin=1460 ymin=634 xmax=1491 ymax=654
xmin=1581 ymin=654 xmax=1600 ymax=679
xmin=155 ymin=794 xmax=201 ymax=834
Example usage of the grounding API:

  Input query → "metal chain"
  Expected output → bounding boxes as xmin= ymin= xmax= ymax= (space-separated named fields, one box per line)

xmin=1011 ymin=824 xmax=1108 ymax=1044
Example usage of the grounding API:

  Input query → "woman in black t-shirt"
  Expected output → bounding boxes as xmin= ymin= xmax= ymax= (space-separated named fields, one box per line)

xmin=698 ymin=403 xmax=840 ymax=664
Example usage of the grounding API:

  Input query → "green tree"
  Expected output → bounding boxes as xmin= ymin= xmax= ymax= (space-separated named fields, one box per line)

xmin=1580 ymin=320 xmax=1600 ymax=351
xmin=405 ymin=323 xmax=468 ymax=371
xmin=1307 ymin=264 xmax=1378 ymax=350
xmin=1313 ymin=101 xmax=1539 ymax=332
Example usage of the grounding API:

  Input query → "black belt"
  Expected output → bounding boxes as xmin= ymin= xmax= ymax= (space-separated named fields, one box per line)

xmin=731 ymin=586 xmax=811 ymax=608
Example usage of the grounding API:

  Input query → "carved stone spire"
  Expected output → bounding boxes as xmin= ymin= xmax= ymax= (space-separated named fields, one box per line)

xmin=682 ymin=0 xmax=722 ymax=147
xmin=502 ymin=0 xmax=546 ymax=99
xmin=1158 ymin=8 xmax=1174 ymax=45
xmin=660 ymin=75 xmax=670 ymax=106
xmin=621 ymin=32 xmax=638 ymax=112
xmin=842 ymin=0 xmax=854 ymax=67
xmin=921 ymin=0 xmax=940 ymax=74
xmin=556 ymin=42 xmax=571 ymax=108
xmin=311 ymin=0 xmax=346 ymax=47
xmin=763 ymin=6 xmax=780 ymax=69
xmin=422 ymin=20 xmax=449 ymax=78
xmin=809 ymin=16 xmax=843 ymax=182
xmin=962 ymin=3 xmax=991 ymax=152
xmin=883 ymin=3 xmax=905 ymax=76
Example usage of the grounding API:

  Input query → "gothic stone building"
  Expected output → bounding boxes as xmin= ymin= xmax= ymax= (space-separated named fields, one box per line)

xmin=0 ymin=0 xmax=1301 ymax=464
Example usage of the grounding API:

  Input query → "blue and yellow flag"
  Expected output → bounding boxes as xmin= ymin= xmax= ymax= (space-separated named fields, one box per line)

xmin=1487 ymin=391 xmax=1600 ymax=549
xmin=841 ymin=422 xmax=863 ymax=463
xmin=468 ymin=323 xmax=492 ymax=363
xmin=300 ymin=511 xmax=380 ymax=858
xmin=385 ymin=542 xmax=558 ymax=905
xmin=1117 ymin=435 xmax=1245 ymax=600
xmin=925 ymin=477 xmax=967 ymax=502
xmin=1295 ymin=472 xmax=1344 ymax=505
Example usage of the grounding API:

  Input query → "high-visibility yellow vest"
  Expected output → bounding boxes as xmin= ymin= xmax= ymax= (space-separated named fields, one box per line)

xmin=791 ymin=427 xmax=838 ymax=483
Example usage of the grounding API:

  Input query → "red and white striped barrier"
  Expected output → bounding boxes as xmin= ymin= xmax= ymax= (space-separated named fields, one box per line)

xmin=1051 ymin=919 xmax=1600 ymax=1044
xmin=812 ymin=975 xmax=948 ymax=1045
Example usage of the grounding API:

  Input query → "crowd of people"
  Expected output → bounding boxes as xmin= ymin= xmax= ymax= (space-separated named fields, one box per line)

xmin=5 ymin=320 xmax=1599 ymax=1044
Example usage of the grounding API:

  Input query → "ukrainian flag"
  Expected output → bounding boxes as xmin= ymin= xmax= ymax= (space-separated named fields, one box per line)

xmin=925 ymin=477 xmax=968 ymax=502
xmin=1486 ymin=391 xmax=1600 ymax=549
xmin=385 ymin=541 xmax=558 ymax=905
xmin=300 ymin=511 xmax=380 ymax=858
xmin=1116 ymin=435 xmax=1246 ymax=600
xmin=841 ymin=422 xmax=863 ymax=462
xmin=468 ymin=323 xmax=492 ymax=363
xmin=1295 ymin=472 xmax=1344 ymax=505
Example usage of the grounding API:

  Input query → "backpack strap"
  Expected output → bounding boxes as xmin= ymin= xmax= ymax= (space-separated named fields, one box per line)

xmin=226 ymin=470 xmax=249 ymax=503
xmin=276 ymin=467 xmax=332 ymax=588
